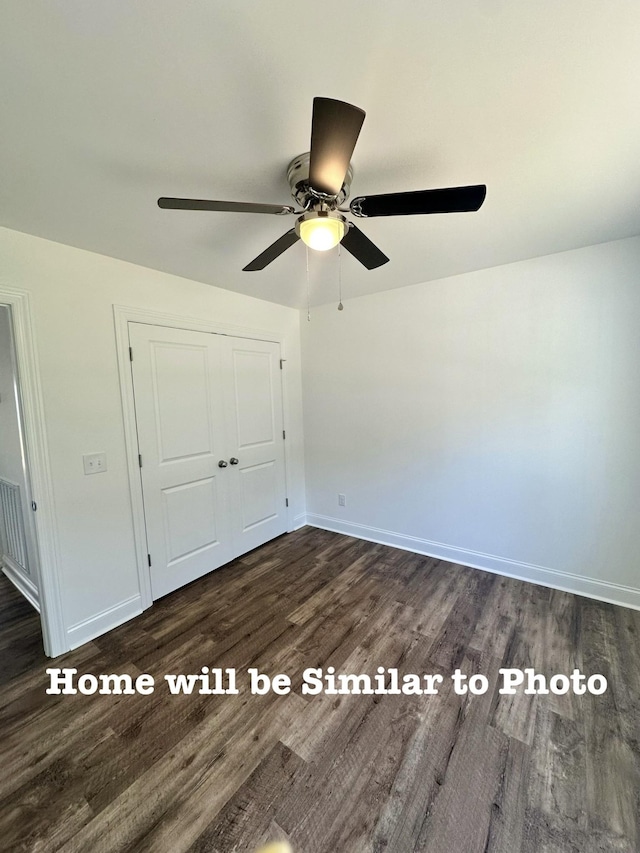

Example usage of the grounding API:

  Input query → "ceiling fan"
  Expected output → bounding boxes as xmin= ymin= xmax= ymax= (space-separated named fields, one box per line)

xmin=158 ymin=97 xmax=486 ymax=272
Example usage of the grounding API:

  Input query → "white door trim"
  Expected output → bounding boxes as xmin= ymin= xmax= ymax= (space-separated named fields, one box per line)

xmin=0 ymin=287 xmax=66 ymax=657
xmin=113 ymin=305 xmax=296 ymax=611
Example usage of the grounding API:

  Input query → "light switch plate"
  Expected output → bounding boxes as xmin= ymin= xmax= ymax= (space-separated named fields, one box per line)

xmin=83 ymin=452 xmax=107 ymax=474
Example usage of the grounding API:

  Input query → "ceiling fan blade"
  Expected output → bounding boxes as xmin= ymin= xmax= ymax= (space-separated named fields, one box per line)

xmin=309 ymin=97 xmax=366 ymax=197
xmin=350 ymin=185 xmax=487 ymax=218
xmin=243 ymin=229 xmax=300 ymax=271
xmin=158 ymin=198 xmax=295 ymax=215
xmin=340 ymin=223 xmax=389 ymax=270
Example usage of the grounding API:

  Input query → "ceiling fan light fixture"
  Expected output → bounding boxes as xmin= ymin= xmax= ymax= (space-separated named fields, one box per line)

xmin=296 ymin=211 xmax=346 ymax=251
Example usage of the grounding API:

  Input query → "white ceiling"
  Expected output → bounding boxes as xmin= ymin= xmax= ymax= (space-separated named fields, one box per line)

xmin=2 ymin=2 xmax=640 ymax=307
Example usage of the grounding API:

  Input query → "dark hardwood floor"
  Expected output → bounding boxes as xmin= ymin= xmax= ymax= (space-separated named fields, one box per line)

xmin=0 ymin=570 xmax=44 ymax=686
xmin=1 ymin=527 xmax=639 ymax=852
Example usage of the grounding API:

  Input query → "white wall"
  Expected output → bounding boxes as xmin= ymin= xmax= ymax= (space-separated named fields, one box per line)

xmin=0 ymin=227 xmax=305 ymax=649
xmin=302 ymin=236 xmax=640 ymax=608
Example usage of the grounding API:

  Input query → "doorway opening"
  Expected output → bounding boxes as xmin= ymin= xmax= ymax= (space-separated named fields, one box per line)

xmin=0 ymin=304 xmax=44 ymax=671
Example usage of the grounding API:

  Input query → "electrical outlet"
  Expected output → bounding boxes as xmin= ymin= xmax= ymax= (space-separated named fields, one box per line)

xmin=338 ymin=493 xmax=346 ymax=507
xmin=83 ymin=453 xmax=107 ymax=475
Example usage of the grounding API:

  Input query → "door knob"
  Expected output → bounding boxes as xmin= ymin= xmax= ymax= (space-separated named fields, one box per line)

xmin=229 ymin=457 xmax=239 ymax=465
xmin=218 ymin=460 xmax=228 ymax=468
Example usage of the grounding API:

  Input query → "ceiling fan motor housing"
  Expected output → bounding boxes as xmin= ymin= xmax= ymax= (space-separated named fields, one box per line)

xmin=295 ymin=208 xmax=348 ymax=230
xmin=287 ymin=152 xmax=353 ymax=208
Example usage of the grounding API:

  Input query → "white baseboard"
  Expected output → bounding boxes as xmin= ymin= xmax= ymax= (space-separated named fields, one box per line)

xmin=66 ymin=594 xmax=143 ymax=650
xmin=291 ymin=512 xmax=307 ymax=531
xmin=305 ymin=513 xmax=640 ymax=612
xmin=2 ymin=560 xmax=40 ymax=612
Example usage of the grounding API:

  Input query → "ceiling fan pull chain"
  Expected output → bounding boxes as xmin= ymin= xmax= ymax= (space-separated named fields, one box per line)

xmin=306 ymin=245 xmax=311 ymax=322
xmin=338 ymin=242 xmax=344 ymax=311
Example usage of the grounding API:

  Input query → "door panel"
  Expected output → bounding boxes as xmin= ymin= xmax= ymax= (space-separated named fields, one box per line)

xmin=239 ymin=461 xmax=279 ymax=531
xmin=162 ymin=477 xmax=220 ymax=564
xmin=224 ymin=338 xmax=288 ymax=555
xmin=129 ymin=324 xmax=232 ymax=599
xmin=232 ymin=350 xmax=275 ymax=448
xmin=151 ymin=343 xmax=213 ymax=462
xmin=129 ymin=324 xmax=288 ymax=601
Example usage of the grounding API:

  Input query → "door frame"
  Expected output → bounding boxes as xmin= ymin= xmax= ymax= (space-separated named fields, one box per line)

xmin=0 ymin=287 xmax=66 ymax=657
xmin=113 ymin=305 xmax=296 ymax=611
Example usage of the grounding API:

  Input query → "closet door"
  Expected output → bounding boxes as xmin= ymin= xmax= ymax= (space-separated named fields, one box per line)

xmin=129 ymin=324 xmax=288 ymax=601
xmin=223 ymin=336 xmax=288 ymax=555
xmin=129 ymin=323 xmax=232 ymax=599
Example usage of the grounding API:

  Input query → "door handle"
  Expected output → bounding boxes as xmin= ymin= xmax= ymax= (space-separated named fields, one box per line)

xmin=218 ymin=460 xmax=228 ymax=468
xmin=229 ymin=457 xmax=239 ymax=465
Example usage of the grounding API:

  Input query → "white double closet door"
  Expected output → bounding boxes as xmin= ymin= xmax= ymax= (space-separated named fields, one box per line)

xmin=129 ymin=323 xmax=288 ymax=600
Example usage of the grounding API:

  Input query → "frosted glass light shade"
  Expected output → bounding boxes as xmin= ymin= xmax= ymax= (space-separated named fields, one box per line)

xmin=299 ymin=215 xmax=345 ymax=251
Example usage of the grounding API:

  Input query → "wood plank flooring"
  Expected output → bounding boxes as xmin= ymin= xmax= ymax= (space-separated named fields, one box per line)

xmin=1 ymin=527 xmax=639 ymax=852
